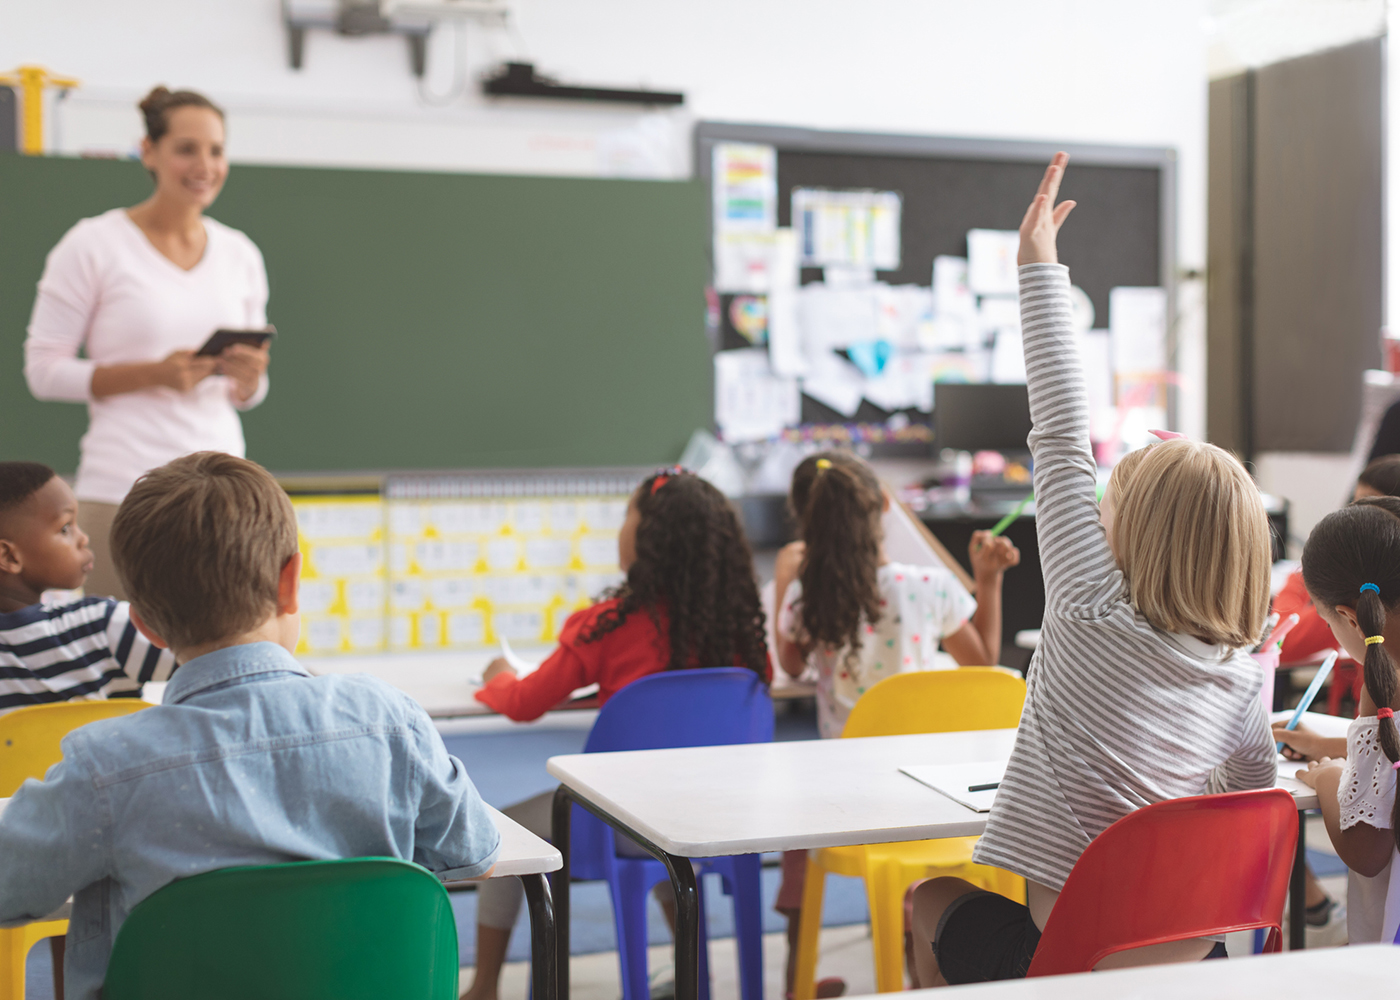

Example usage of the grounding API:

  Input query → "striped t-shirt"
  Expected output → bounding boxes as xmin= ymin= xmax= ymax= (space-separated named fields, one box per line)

xmin=0 ymin=597 xmax=178 ymax=714
xmin=971 ymin=263 xmax=1277 ymax=891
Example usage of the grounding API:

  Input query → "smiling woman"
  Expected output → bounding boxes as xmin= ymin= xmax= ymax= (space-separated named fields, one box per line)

xmin=22 ymin=87 xmax=272 ymax=599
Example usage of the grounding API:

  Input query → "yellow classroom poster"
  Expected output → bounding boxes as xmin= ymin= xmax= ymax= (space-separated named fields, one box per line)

xmin=291 ymin=495 xmax=386 ymax=655
xmin=386 ymin=495 xmax=628 ymax=651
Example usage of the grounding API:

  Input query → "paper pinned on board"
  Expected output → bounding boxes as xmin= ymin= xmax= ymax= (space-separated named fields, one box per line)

xmin=715 ymin=348 xmax=800 ymax=442
xmin=1079 ymin=329 xmax=1114 ymax=414
xmin=1109 ymin=286 xmax=1168 ymax=373
xmin=767 ymin=229 xmax=806 ymax=377
xmin=714 ymin=232 xmax=775 ymax=293
xmin=900 ymin=760 xmax=1008 ymax=813
xmin=797 ymin=283 xmax=880 ymax=350
xmin=989 ymin=328 xmax=1026 ymax=384
xmin=793 ymin=188 xmax=902 ymax=271
xmin=966 ymin=229 xmax=1020 ymax=295
xmin=713 ymin=143 xmax=777 ymax=233
xmin=801 ymin=350 xmax=865 ymax=417
xmin=863 ymin=352 xmax=934 ymax=412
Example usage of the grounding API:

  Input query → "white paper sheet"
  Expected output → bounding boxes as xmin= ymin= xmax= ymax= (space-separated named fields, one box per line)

xmin=714 ymin=231 xmax=775 ymax=293
xmin=797 ymin=283 xmax=880 ymax=349
xmin=876 ymin=284 xmax=933 ymax=349
xmin=715 ymin=348 xmax=800 ymax=442
xmin=713 ymin=143 xmax=776 ymax=233
xmin=1079 ymin=329 xmax=1114 ymax=414
xmin=977 ymin=295 xmax=1020 ymax=333
xmin=1109 ymin=286 xmax=1168 ymax=373
xmin=863 ymin=351 xmax=934 ymax=412
xmin=767 ymin=229 xmax=806 ymax=376
xmin=801 ymin=350 xmax=865 ymax=417
xmin=900 ymin=760 xmax=1008 ymax=812
xmin=966 ymin=229 xmax=1020 ymax=295
xmin=990 ymin=328 xmax=1027 ymax=384
xmin=793 ymin=188 xmax=902 ymax=270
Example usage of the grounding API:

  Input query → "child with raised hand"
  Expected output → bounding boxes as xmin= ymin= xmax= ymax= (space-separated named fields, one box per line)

xmin=0 ymin=461 xmax=176 ymax=710
xmin=773 ymin=450 xmax=1019 ymax=738
xmin=909 ymin=153 xmax=1278 ymax=985
xmin=463 ymin=468 xmax=769 ymax=1000
xmin=770 ymin=450 xmax=1018 ymax=998
xmin=1292 ymin=496 xmax=1400 ymax=943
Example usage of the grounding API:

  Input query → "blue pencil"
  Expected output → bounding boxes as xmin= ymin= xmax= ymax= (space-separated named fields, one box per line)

xmin=1277 ymin=650 xmax=1338 ymax=752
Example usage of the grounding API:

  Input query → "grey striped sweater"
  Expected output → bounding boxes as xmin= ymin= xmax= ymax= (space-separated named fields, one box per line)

xmin=971 ymin=263 xmax=1277 ymax=890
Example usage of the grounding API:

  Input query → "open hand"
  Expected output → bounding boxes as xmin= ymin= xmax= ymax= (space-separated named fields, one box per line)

xmin=970 ymin=531 xmax=1020 ymax=581
xmin=1296 ymin=756 xmax=1345 ymax=790
xmin=217 ymin=343 xmax=271 ymax=402
xmin=1018 ymin=152 xmax=1077 ymax=266
xmin=155 ymin=350 xmax=218 ymax=392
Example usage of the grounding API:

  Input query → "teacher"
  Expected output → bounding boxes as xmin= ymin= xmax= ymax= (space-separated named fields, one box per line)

xmin=23 ymin=86 xmax=271 ymax=598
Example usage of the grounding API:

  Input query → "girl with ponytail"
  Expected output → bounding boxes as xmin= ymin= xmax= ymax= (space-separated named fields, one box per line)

xmin=770 ymin=450 xmax=1018 ymax=998
xmin=1296 ymin=495 xmax=1400 ymax=944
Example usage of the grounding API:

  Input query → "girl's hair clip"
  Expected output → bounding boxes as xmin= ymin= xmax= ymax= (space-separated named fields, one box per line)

xmin=1391 ymin=760 xmax=1400 ymax=771
xmin=1361 ymin=582 xmax=1381 ymax=596
xmin=816 ymin=458 xmax=832 ymax=472
xmin=650 ymin=466 xmax=686 ymax=495
xmin=1379 ymin=708 xmax=1394 ymax=720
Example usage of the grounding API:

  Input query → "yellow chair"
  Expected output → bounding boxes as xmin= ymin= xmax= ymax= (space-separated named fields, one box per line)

xmin=793 ymin=668 xmax=1027 ymax=997
xmin=0 ymin=699 xmax=148 ymax=1000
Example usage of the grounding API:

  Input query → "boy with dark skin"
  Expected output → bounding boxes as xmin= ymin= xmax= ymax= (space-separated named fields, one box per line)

xmin=0 ymin=472 xmax=93 ymax=614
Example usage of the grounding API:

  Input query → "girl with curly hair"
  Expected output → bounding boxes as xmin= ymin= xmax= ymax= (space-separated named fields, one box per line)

xmin=465 ymin=467 xmax=768 ymax=1000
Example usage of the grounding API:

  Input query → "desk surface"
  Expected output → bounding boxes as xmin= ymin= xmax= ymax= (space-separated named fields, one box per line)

xmin=878 ymin=943 xmax=1396 ymax=999
xmin=547 ymin=712 xmax=1350 ymax=858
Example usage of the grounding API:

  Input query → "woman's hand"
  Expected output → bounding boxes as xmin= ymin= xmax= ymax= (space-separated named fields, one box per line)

xmin=217 ymin=343 xmax=270 ymax=402
xmin=155 ymin=349 xmax=219 ymax=391
xmin=481 ymin=658 xmax=518 ymax=684
xmin=1018 ymin=152 xmax=1077 ymax=266
xmin=1296 ymin=756 xmax=1345 ymax=790
xmin=970 ymin=531 xmax=1020 ymax=582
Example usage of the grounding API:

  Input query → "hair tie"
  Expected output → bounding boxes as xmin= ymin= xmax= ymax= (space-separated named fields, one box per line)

xmin=1380 ymin=708 xmax=1395 ymax=720
xmin=1361 ymin=583 xmax=1381 ymax=596
xmin=650 ymin=465 xmax=685 ymax=495
xmin=1392 ymin=760 xmax=1400 ymax=771
xmin=1367 ymin=635 xmax=1386 ymax=646
xmin=816 ymin=458 xmax=832 ymax=472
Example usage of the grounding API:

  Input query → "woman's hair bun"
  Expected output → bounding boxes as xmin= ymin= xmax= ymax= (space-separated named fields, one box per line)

xmin=137 ymin=85 xmax=224 ymax=143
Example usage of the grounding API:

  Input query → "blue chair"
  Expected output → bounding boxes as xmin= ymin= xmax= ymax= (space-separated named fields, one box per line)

xmin=571 ymin=667 xmax=772 ymax=1000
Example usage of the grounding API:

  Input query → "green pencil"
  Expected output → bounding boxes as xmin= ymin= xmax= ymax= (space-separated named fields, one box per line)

xmin=989 ymin=492 xmax=1034 ymax=537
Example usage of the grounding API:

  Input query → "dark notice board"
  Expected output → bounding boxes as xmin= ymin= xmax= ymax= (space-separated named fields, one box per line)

xmin=0 ymin=155 xmax=710 ymax=475
xmin=696 ymin=123 xmax=1176 ymax=425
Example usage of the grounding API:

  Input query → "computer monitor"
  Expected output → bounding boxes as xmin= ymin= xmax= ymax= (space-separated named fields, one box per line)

xmin=934 ymin=383 xmax=1033 ymax=453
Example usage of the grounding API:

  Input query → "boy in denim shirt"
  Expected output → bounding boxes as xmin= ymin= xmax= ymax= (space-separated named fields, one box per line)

xmin=0 ymin=452 xmax=499 ymax=999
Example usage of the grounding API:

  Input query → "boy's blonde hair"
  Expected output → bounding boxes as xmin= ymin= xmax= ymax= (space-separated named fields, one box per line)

xmin=111 ymin=452 xmax=298 ymax=651
xmin=1112 ymin=439 xmax=1270 ymax=648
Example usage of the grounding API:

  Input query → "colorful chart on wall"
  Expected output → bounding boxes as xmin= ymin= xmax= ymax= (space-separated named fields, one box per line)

xmin=291 ymin=495 xmax=387 ymax=655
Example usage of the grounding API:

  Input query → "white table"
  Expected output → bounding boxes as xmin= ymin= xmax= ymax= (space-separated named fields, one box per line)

xmin=877 ymin=943 xmax=1399 ymax=998
xmin=546 ymin=713 xmax=1351 ymax=1000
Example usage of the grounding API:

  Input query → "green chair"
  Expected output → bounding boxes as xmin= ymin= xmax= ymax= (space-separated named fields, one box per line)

xmin=103 ymin=857 xmax=459 ymax=1000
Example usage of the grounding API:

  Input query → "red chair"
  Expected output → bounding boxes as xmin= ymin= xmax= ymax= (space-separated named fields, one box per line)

xmin=1026 ymin=789 xmax=1298 ymax=977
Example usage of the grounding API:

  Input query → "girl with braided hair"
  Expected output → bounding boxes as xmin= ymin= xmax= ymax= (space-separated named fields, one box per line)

xmin=1296 ymin=495 xmax=1400 ymax=944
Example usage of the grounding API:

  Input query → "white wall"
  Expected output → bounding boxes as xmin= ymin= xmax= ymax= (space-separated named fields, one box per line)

xmin=2 ymin=0 xmax=1211 ymax=431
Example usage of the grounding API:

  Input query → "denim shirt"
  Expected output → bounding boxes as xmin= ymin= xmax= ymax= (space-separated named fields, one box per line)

xmin=0 ymin=641 xmax=500 ymax=1000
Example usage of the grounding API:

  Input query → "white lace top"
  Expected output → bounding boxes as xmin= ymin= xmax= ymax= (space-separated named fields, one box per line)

xmin=1338 ymin=715 xmax=1400 ymax=943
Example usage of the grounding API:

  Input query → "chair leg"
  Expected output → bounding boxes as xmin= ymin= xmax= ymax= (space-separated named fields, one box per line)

xmin=725 ymin=857 xmax=765 ymax=1000
xmin=695 ymin=873 xmax=712 ymax=1000
xmin=0 ymin=927 xmax=27 ymax=1000
xmin=865 ymin=862 xmax=908 ymax=993
xmin=792 ymin=855 xmax=827 ymax=1000
xmin=611 ymin=863 xmax=657 ymax=1000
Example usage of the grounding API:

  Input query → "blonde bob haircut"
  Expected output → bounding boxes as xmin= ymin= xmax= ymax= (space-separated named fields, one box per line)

xmin=1112 ymin=439 xmax=1271 ymax=649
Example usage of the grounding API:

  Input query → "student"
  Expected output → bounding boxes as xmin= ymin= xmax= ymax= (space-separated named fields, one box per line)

xmin=0 ymin=452 xmax=500 ymax=1000
xmin=774 ymin=451 xmax=1019 ymax=739
xmin=1274 ymin=455 xmax=1400 ymax=669
xmin=463 ymin=467 xmax=769 ymax=1000
xmin=908 ymin=154 xmax=1278 ymax=985
xmin=1292 ymin=496 xmax=1400 ymax=943
xmin=0 ymin=461 xmax=176 ymax=710
xmin=770 ymin=450 xmax=1018 ymax=996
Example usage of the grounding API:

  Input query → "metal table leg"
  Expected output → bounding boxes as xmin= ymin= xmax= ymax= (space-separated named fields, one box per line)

xmin=1289 ymin=810 xmax=1307 ymax=950
xmin=521 ymin=872 xmax=556 ymax=1000
xmin=553 ymin=784 xmax=703 ymax=1000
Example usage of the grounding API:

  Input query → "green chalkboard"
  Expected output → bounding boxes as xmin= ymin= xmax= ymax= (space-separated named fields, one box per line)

xmin=0 ymin=156 xmax=710 ymax=474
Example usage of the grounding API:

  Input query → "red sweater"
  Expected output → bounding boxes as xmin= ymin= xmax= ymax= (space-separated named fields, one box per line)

xmin=1273 ymin=570 xmax=1340 ymax=663
xmin=475 ymin=599 xmax=671 ymax=722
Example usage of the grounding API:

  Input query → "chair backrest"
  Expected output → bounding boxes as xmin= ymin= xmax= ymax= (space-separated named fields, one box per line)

xmin=1026 ymin=789 xmax=1298 ymax=976
xmin=0 ymin=699 xmax=148 ymax=796
xmin=583 ymin=667 xmax=774 ymax=753
xmin=103 ymin=857 xmax=459 ymax=1000
xmin=840 ymin=668 xmax=1025 ymax=738
xmin=572 ymin=668 xmax=773 ymax=874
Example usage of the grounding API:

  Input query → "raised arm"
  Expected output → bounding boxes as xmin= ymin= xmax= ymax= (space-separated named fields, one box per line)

xmin=1017 ymin=154 xmax=1123 ymax=614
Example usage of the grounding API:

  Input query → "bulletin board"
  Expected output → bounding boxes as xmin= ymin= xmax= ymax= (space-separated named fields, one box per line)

xmin=695 ymin=122 xmax=1176 ymax=431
